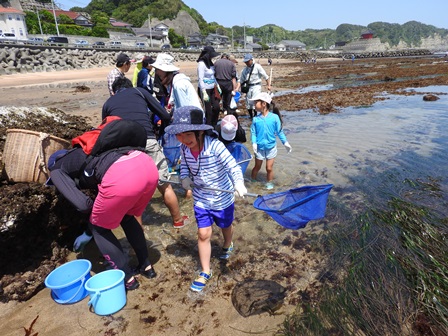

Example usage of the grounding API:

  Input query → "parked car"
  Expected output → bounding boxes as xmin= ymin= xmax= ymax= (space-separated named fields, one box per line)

xmin=75 ymin=39 xmax=89 ymax=47
xmin=109 ymin=41 xmax=122 ymax=48
xmin=92 ymin=41 xmax=105 ymax=48
xmin=161 ymin=44 xmax=171 ymax=50
xmin=135 ymin=42 xmax=146 ymax=49
xmin=187 ymin=45 xmax=198 ymax=50
xmin=0 ymin=33 xmax=16 ymax=43
xmin=47 ymin=36 xmax=69 ymax=46
xmin=27 ymin=37 xmax=44 ymax=45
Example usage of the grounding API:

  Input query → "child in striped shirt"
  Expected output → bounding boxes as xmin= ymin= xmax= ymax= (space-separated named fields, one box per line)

xmin=164 ymin=106 xmax=248 ymax=292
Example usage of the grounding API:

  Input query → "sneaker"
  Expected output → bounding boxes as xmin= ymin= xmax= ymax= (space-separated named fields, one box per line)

xmin=173 ymin=215 xmax=190 ymax=229
xmin=219 ymin=242 xmax=234 ymax=260
xmin=265 ymin=182 xmax=274 ymax=190
xmin=190 ymin=271 xmax=212 ymax=292
xmin=125 ymin=277 xmax=140 ymax=291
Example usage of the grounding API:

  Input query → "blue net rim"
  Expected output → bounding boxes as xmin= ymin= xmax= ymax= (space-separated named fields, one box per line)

xmin=253 ymin=184 xmax=334 ymax=214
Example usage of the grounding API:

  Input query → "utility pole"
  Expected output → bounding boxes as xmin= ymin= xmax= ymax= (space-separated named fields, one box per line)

xmin=51 ymin=0 xmax=59 ymax=36
xmin=231 ymin=28 xmax=233 ymax=51
xmin=35 ymin=6 xmax=43 ymax=35
xmin=243 ymin=22 xmax=246 ymax=51
xmin=148 ymin=13 xmax=153 ymax=47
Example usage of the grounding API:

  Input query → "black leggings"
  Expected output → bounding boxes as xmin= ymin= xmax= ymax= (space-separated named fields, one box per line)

xmin=89 ymin=215 xmax=151 ymax=282
xmin=200 ymin=87 xmax=221 ymax=127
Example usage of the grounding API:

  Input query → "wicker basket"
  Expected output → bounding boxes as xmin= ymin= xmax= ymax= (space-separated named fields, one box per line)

xmin=2 ymin=129 xmax=71 ymax=183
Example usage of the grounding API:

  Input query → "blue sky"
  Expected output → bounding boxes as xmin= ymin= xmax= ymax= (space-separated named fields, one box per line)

xmin=56 ymin=0 xmax=448 ymax=31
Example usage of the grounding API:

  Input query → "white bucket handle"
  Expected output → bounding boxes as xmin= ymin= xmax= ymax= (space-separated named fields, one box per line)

xmin=53 ymin=275 xmax=86 ymax=304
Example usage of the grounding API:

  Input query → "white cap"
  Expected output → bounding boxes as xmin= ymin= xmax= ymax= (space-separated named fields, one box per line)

xmin=220 ymin=115 xmax=238 ymax=141
xmin=249 ymin=92 xmax=272 ymax=104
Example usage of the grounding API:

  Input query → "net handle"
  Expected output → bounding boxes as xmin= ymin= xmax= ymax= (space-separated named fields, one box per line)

xmin=159 ymin=179 xmax=259 ymax=198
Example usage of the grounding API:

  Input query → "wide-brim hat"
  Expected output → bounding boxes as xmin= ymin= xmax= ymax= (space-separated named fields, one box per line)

xmin=249 ymin=91 xmax=272 ymax=104
xmin=152 ymin=53 xmax=180 ymax=72
xmin=203 ymin=46 xmax=220 ymax=58
xmin=243 ymin=53 xmax=253 ymax=62
xmin=165 ymin=106 xmax=212 ymax=135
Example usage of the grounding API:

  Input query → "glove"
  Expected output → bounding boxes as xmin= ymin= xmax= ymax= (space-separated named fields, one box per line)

xmin=284 ymin=142 xmax=292 ymax=154
xmin=202 ymin=89 xmax=209 ymax=102
xmin=252 ymin=143 xmax=257 ymax=154
xmin=234 ymin=181 xmax=248 ymax=198
xmin=73 ymin=231 xmax=92 ymax=252
xmin=181 ymin=177 xmax=193 ymax=191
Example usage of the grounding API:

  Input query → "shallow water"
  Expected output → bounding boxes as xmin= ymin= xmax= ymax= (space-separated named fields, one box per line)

xmin=232 ymin=85 xmax=448 ymax=250
xmin=48 ymin=84 xmax=447 ymax=270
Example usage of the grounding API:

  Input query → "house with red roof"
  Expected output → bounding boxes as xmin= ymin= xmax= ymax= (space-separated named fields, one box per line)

xmin=48 ymin=10 xmax=92 ymax=27
xmin=0 ymin=6 xmax=28 ymax=41
xmin=109 ymin=18 xmax=132 ymax=28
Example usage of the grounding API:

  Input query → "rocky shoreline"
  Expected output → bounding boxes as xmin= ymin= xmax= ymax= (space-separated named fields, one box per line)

xmin=0 ymin=45 xmax=433 ymax=75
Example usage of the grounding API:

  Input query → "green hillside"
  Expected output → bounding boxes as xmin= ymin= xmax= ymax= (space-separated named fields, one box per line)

xmin=54 ymin=0 xmax=448 ymax=48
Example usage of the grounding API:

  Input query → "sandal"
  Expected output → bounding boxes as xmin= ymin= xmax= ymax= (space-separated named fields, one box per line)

xmin=190 ymin=271 xmax=212 ymax=292
xmin=125 ymin=277 xmax=140 ymax=291
xmin=219 ymin=242 xmax=234 ymax=260
xmin=173 ymin=215 xmax=190 ymax=229
xmin=133 ymin=264 xmax=157 ymax=279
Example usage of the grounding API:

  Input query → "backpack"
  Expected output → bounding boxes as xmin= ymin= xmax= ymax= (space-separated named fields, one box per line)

xmin=79 ymin=119 xmax=148 ymax=188
xmin=90 ymin=119 xmax=147 ymax=156
xmin=71 ymin=116 xmax=122 ymax=155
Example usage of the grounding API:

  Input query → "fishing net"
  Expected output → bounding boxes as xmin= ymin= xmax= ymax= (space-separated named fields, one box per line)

xmin=231 ymin=280 xmax=286 ymax=317
xmin=225 ymin=142 xmax=252 ymax=174
xmin=253 ymin=184 xmax=333 ymax=229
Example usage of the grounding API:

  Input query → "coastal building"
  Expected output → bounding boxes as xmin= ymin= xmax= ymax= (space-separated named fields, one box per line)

xmin=50 ymin=10 xmax=93 ymax=28
xmin=0 ymin=6 xmax=27 ymax=42
xmin=343 ymin=30 xmax=388 ymax=52
xmin=187 ymin=32 xmax=203 ymax=48
xmin=361 ymin=30 xmax=374 ymax=39
xmin=131 ymin=26 xmax=168 ymax=46
xmin=275 ymin=40 xmax=306 ymax=51
xmin=109 ymin=18 xmax=132 ymax=29
xmin=204 ymin=33 xmax=230 ymax=49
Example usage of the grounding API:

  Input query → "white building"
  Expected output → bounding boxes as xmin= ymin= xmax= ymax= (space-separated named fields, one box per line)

xmin=0 ymin=6 xmax=27 ymax=41
xmin=276 ymin=40 xmax=306 ymax=51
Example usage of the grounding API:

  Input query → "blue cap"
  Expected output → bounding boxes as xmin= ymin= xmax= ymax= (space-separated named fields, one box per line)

xmin=243 ymin=53 xmax=253 ymax=62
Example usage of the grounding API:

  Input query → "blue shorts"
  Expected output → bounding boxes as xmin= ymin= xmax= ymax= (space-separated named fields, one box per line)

xmin=255 ymin=146 xmax=277 ymax=160
xmin=194 ymin=203 xmax=235 ymax=229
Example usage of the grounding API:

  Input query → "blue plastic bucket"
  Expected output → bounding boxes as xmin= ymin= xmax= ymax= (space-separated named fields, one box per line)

xmin=234 ymin=91 xmax=241 ymax=103
xmin=85 ymin=269 xmax=126 ymax=315
xmin=44 ymin=259 xmax=92 ymax=304
xmin=226 ymin=142 xmax=252 ymax=174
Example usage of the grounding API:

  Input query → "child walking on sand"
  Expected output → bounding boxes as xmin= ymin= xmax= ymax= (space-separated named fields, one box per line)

xmin=250 ymin=92 xmax=292 ymax=190
xmin=164 ymin=106 xmax=248 ymax=292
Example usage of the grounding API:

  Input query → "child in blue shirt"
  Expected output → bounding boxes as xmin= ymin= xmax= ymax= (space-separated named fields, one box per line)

xmin=250 ymin=92 xmax=292 ymax=190
xmin=164 ymin=106 xmax=248 ymax=292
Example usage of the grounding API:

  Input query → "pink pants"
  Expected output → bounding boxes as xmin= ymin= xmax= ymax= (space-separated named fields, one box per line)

xmin=90 ymin=151 xmax=158 ymax=230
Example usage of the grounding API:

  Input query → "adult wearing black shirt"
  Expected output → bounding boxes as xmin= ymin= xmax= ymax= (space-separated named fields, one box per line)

xmin=102 ymin=77 xmax=190 ymax=229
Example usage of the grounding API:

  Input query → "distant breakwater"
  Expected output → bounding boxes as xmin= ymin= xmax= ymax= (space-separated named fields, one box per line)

xmin=0 ymin=46 xmax=433 ymax=75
